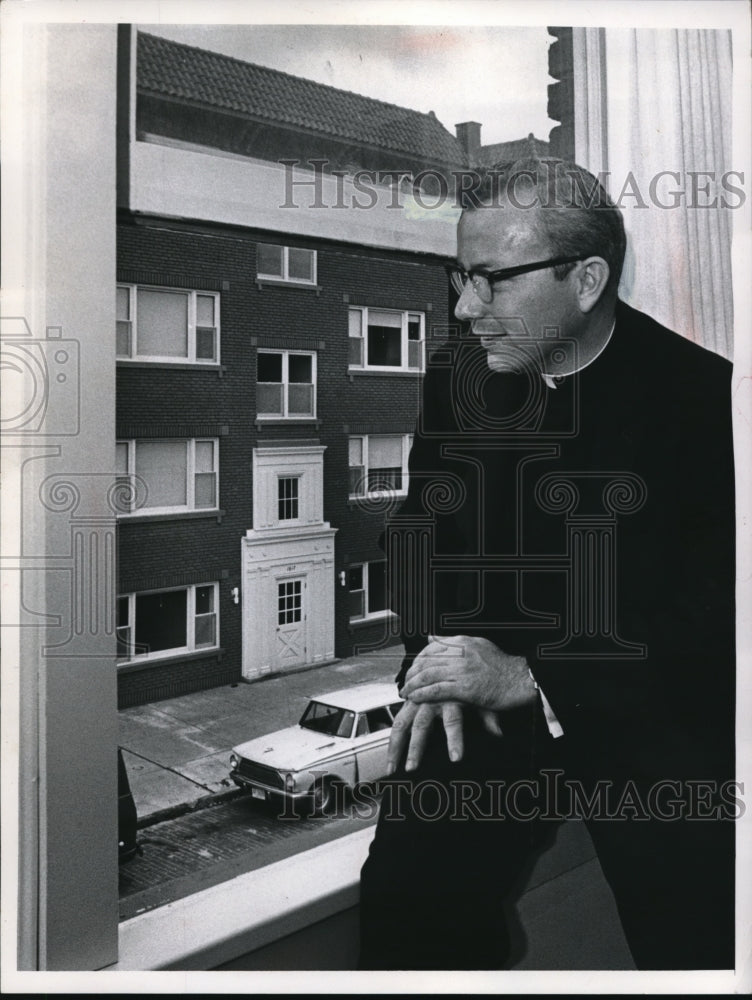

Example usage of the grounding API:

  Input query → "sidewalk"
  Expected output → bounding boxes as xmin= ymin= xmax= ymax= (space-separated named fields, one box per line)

xmin=118 ymin=646 xmax=404 ymax=823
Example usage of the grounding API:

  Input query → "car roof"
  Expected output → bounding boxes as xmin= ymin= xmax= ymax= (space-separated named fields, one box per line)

xmin=309 ymin=682 xmax=402 ymax=713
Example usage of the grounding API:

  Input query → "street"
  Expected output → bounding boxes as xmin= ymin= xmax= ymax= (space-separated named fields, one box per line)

xmin=119 ymin=787 xmax=380 ymax=921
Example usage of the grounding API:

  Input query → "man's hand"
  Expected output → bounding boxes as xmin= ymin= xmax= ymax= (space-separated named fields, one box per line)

xmin=400 ymin=635 xmax=537 ymax=713
xmin=386 ymin=700 xmax=463 ymax=774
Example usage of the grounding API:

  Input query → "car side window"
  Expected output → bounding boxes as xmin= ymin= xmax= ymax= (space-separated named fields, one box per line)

xmin=337 ymin=710 xmax=356 ymax=738
xmin=355 ymin=714 xmax=368 ymax=737
xmin=365 ymin=707 xmax=392 ymax=732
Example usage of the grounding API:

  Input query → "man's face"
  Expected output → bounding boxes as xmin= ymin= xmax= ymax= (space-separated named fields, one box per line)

xmin=455 ymin=204 xmax=582 ymax=374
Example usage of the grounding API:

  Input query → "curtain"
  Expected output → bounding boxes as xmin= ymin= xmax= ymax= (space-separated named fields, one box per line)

xmin=574 ymin=28 xmax=734 ymax=359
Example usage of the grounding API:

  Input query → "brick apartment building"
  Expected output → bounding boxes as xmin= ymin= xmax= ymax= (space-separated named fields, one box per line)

xmin=115 ymin=29 xmax=468 ymax=706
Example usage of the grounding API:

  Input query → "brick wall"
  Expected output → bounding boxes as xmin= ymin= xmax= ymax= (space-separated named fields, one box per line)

xmin=116 ymin=215 xmax=451 ymax=704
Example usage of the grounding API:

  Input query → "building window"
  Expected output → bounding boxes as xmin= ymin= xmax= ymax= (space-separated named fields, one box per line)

xmin=348 ymin=434 xmax=412 ymax=497
xmin=116 ymin=285 xmax=219 ymax=363
xmin=278 ymin=476 xmax=300 ymax=521
xmin=257 ymin=243 xmax=317 ymax=285
xmin=115 ymin=438 xmax=219 ymax=515
xmin=348 ymin=561 xmax=388 ymax=621
xmin=348 ymin=307 xmax=424 ymax=372
xmin=278 ymin=579 xmax=303 ymax=625
xmin=117 ymin=583 xmax=218 ymax=663
xmin=257 ymin=350 xmax=316 ymax=419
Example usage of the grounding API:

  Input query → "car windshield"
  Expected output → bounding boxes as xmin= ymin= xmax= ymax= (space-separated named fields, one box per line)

xmin=299 ymin=701 xmax=355 ymax=738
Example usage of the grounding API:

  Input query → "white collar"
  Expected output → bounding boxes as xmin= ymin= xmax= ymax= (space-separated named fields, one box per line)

xmin=541 ymin=320 xmax=616 ymax=389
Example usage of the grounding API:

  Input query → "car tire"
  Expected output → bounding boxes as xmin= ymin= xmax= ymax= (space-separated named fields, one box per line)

xmin=310 ymin=777 xmax=339 ymax=816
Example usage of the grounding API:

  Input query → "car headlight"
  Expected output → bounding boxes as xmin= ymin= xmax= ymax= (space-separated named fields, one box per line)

xmin=230 ymin=753 xmax=238 ymax=769
xmin=285 ymin=772 xmax=295 ymax=793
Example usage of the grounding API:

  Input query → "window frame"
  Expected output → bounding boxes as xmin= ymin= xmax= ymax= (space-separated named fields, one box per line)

xmin=256 ymin=243 xmax=317 ymax=285
xmin=116 ymin=582 xmax=219 ymax=666
xmin=348 ymin=559 xmax=389 ymax=622
xmin=115 ymin=437 xmax=220 ymax=516
xmin=116 ymin=284 xmax=221 ymax=364
xmin=256 ymin=349 xmax=317 ymax=420
xmin=348 ymin=305 xmax=425 ymax=373
xmin=348 ymin=433 xmax=412 ymax=499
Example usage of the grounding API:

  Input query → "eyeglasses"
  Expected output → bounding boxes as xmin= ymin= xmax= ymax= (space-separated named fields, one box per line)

xmin=448 ymin=255 xmax=585 ymax=304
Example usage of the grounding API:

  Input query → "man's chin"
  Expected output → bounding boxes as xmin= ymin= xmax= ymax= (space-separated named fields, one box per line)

xmin=485 ymin=351 xmax=528 ymax=374
xmin=488 ymin=354 xmax=524 ymax=375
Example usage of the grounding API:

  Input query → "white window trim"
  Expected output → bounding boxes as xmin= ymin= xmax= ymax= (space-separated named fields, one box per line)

xmin=257 ymin=349 xmax=317 ymax=420
xmin=256 ymin=243 xmax=317 ymax=285
xmin=348 ymin=433 xmax=412 ymax=499
xmin=116 ymin=284 xmax=221 ymax=364
xmin=116 ymin=437 xmax=220 ymax=516
xmin=117 ymin=582 xmax=219 ymax=666
xmin=348 ymin=306 xmax=425 ymax=373
xmin=348 ymin=559 xmax=389 ymax=622
xmin=112 ymin=826 xmax=373 ymax=970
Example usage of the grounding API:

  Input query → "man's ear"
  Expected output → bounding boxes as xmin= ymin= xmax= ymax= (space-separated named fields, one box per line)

xmin=575 ymin=257 xmax=610 ymax=313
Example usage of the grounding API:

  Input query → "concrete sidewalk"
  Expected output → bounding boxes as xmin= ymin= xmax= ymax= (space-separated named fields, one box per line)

xmin=118 ymin=647 xmax=404 ymax=822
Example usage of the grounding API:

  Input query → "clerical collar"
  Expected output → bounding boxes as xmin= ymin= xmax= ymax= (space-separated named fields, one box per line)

xmin=541 ymin=320 xmax=616 ymax=389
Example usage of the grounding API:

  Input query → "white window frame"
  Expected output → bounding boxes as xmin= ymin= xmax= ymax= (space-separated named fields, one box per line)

xmin=348 ymin=433 xmax=412 ymax=498
xmin=257 ymin=349 xmax=317 ymax=420
xmin=348 ymin=560 xmax=389 ymax=622
xmin=116 ymin=284 xmax=221 ymax=364
xmin=117 ymin=582 xmax=219 ymax=665
xmin=348 ymin=306 xmax=425 ymax=373
xmin=116 ymin=437 xmax=219 ymax=516
xmin=256 ymin=243 xmax=317 ymax=285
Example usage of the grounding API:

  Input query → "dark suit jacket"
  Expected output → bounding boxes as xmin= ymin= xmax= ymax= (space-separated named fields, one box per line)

xmin=388 ymin=300 xmax=735 ymax=781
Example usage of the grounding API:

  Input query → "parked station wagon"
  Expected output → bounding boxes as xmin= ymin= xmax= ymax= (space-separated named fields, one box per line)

xmin=229 ymin=683 xmax=403 ymax=813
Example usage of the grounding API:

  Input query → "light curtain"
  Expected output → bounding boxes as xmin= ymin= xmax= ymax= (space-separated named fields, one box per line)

xmin=573 ymin=28 xmax=734 ymax=359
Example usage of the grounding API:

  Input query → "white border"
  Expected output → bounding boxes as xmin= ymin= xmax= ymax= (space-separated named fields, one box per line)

xmin=2 ymin=0 xmax=750 ymax=994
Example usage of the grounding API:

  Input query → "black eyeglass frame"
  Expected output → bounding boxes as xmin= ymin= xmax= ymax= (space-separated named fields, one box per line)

xmin=448 ymin=254 xmax=586 ymax=297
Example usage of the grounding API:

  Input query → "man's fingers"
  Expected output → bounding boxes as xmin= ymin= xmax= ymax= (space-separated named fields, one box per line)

xmin=479 ymin=709 xmax=504 ymax=737
xmin=441 ymin=702 xmax=464 ymax=762
xmin=405 ymin=704 xmax=439 ymax=772
xmin=388 ymin=701 xmax=466 ymax=772
xmin=406 ymin=681 xmax=458 ymax=703
xmin=401 ymin=663 xmax=458 ymax=699
xmin=386 ymin=700 xmax=418 ymax=774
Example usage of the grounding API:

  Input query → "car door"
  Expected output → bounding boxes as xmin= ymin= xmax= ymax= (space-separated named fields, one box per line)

xmin=353 ymin=707 xmax=393 ymax=783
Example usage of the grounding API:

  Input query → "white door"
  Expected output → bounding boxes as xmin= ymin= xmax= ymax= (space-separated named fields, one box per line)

xmin=275 ymin=576 xmax=307 ymax=669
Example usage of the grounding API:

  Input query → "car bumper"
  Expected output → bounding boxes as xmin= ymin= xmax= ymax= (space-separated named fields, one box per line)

xmin=229 ymin=771 xmax=312 ymax=801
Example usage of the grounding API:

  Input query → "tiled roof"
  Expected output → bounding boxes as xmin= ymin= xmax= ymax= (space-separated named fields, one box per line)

xmin=137 ymin=31 xmax=466 ymax=167
xmin=476 ymin=133 xmax=551 ymax=167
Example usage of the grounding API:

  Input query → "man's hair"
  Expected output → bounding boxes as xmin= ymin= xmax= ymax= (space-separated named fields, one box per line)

xmin=463 ymin=157 xmax=626 ymax=296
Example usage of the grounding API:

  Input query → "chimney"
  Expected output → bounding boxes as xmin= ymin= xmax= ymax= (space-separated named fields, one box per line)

xmin=455 ymin=121 xmax=482 ymax=162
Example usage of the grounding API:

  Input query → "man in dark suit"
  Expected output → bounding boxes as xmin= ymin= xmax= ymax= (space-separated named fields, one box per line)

xmin=359 ymin=158 xmax=736 ymax=970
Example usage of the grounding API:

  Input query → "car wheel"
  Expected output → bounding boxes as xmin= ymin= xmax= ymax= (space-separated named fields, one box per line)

xmin=310 ymin=777 xmax=338 ymax=816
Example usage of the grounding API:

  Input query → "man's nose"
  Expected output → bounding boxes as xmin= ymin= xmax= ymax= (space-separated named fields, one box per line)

xmin=454 ymin=280 xmax=485 ymax=322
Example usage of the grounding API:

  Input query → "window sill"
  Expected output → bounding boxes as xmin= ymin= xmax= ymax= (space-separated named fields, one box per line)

xmin=348 ymin=612 xmax=398 ymax=631
xmin=117 ymin=360 xmax=223 ymax=372
xmin=347 ymin=495 xmax=407 ymax=506
xmin=255 ymin=418 xmax=320 ymax=429
xmin=348 ymin=368 xmax=424 ymax=377
xmin=255 ymin=278 xmax=322 ymax=295
xmin=110 ymin=825 xmax=374 ymax=970
xmin=117 ymin=509 xmax=224 ymax=524
xmin=117 ymin=647 xmax=224 ymax=674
